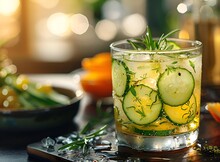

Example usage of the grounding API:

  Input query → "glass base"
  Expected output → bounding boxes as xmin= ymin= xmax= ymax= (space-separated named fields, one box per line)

xmin=116 ymin=129 xmax=199 ymax=151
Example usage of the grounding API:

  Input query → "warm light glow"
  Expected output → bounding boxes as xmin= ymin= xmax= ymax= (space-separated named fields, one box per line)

xmin=95 ymin=19 xmax=117 ymax=41
xmin=0 ymin=0 xmax=20 ymax=16
xmin=179 ymin=30 xmax=189 ymax=39
xmin=1 ymin=25 xmax=20 ymax=40
xmin=177 ymin=3 xmax=187 ymax=14
xmin=70 ymin=14 xmax=89 ymax=35
xmin=35 ymin=18 xmax=74 ymax=62
xmin=36 ymin=18 xmax=51 ymax=39
xmin=31 ymin=0 xmax=59 ymax=9
xmin=35 ymin=41 xmax=74 ymax=62
xmin=47 ymin=12 xmax=71 ymax=37
xmin=122 ymin=13 xmax=146 ymax=37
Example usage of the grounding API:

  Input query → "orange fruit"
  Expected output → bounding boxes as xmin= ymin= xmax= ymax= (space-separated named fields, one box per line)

xmin=81 ymin=52 xmax=111 ymax=72
xmin=80 ymin=52 xmax=112 ymax=98
xmin=206 ymin=102 xmax=220 ymax=122
xmin=80 ymin=72 xmax=112 ymax=98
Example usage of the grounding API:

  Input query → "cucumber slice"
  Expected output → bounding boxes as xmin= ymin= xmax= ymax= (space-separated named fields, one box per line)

xmin=134 ymin=127 xmax=174 ymax=136
xmin=123 ymin=85 xmax=162 ymax=125
xmin=164 ymin=94 xmax=197 ymax=125
xmin=158 ymin=67 xmax=195 ymax=106
xmin=112 ymin=59 xmax=129 ymax=96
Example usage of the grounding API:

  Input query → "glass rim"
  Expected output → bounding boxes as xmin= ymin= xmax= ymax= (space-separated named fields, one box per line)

xmin=110 ymin=38 xmax=202 ymax=54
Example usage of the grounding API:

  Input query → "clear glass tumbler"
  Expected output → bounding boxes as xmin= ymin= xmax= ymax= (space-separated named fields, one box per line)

xmin=110 ymin=38 xmax=202 ymax=151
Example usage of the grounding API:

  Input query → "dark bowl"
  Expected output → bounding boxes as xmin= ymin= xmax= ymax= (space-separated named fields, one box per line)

xmin=0 ymin=86 xmax=83 ymax=132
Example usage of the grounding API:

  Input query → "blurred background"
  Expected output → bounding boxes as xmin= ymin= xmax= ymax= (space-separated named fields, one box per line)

xmin=0 ymin=0 xmax=192 ymax=72
xmin=0 ymin=0 xmax=220 ymax=86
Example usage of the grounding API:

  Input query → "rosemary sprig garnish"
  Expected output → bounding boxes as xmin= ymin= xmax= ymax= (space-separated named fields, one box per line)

xmin=127 ymin=26 xmax=180 ymax=51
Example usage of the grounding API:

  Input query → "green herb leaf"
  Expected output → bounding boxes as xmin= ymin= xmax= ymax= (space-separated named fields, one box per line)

xmin=58 ymin=125 xmax=107 ymax=151
xmin=189 ymin=60 xmax=196 ymax=73
xmin=127 ymin=26 xmax=180 ymax=51
xmin=172 ymin=61 xmax=178 ymax=64
xmin=130 ymin=86 xmax=136 ymax=96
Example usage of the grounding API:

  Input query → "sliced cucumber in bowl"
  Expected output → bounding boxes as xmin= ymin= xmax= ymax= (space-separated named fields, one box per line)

xmin=157 ymin=67 xmax=195 ymax=106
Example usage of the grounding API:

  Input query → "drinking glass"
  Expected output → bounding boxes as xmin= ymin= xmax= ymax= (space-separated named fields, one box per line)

xmin=110 ymin=38 xmax=202 ymax=151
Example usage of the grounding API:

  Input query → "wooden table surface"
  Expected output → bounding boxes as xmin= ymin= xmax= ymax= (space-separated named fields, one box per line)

xmin=1 ymin=85 xmax=220 ymax=162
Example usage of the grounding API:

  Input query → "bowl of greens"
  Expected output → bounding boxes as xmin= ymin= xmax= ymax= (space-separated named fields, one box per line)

xmin=0 ymin=55 xmax=83 ymax=131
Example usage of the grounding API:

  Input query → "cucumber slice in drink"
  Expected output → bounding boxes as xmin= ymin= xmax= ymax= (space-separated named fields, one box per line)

xmin=112 ymin=59 xmax=129 ymax=96
xmin=158 ymin=67 xmax=195 ymax=106
xmin=123 ymin=85 xmax=162 ymax=125
xmin=164 ymin=94 xmax=197 ymax=125
xmin=134 ymin=127 xmax=174 ymax=136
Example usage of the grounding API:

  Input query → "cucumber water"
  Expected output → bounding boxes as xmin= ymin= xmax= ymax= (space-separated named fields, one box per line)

xmin=112 ymin=50 xmax=201 ymax=136
xmin=111 ymin=32 xmax=202 ymax=151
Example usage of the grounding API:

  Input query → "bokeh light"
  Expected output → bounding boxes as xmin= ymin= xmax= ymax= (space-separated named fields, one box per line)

xmin=0 ymin=0 xmax=20 ymax=16
xmin=177 ymin=3 xmax=188 ymax=14
xmin=95 ymin=19 xmax=117 ymax=41
xmin=47 ymin=12 xmax=71 ymax=37
xmin=70 ymin=14 xmax=89 ymax=35
xmin=122 ymin=13 xmax=146 ymax=37
xmin=179 ymin=30 xmax=189 ymax=39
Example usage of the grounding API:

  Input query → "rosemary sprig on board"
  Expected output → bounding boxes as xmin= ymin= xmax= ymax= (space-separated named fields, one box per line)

xmin=58 ymin=125 xmax=107 ymax=153
xmin=58 ymin=100 xmax=113 ymax=154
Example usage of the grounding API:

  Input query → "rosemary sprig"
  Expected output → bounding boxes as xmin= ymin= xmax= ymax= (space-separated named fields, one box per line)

xmin=58 ymin=125 xmax=107 ymax=152
xmin=58 ymin=100 xmax=113 ymax=153
xmin=127 ymin=26 xmax=180 ymax=51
